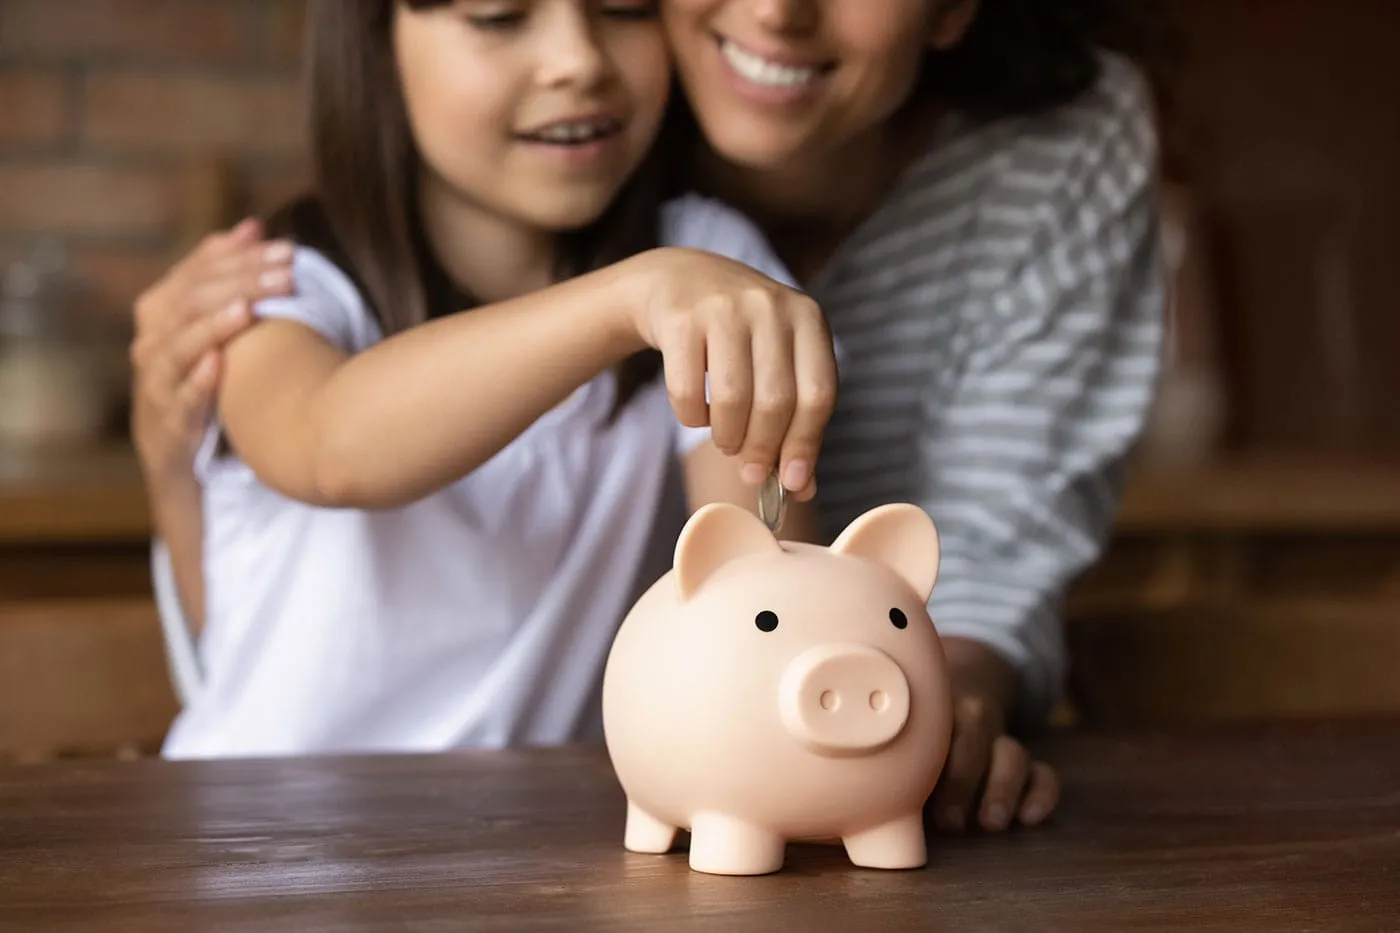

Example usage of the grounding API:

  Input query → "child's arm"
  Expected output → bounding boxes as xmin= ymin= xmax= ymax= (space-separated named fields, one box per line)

xmin=218 ymin=247 xmax=836 ymax=510
xmin=219 ymin=271 xmax=629 ymax=509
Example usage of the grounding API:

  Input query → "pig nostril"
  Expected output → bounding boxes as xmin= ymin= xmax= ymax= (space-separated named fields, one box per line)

xmin=779 ymin=646 xmax=912 ymax=754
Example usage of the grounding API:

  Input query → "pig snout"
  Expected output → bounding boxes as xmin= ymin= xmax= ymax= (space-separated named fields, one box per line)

xmin=778 ymin=643 xmax=911 ymax=756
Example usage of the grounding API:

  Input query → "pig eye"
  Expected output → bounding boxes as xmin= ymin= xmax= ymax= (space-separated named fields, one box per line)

xmin=889 ymin=608 xmax=908 ymax=630
xmin=755 ymin=611 xmax=779 ymax=633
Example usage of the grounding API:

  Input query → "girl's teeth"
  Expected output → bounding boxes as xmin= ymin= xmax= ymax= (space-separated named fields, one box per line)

xmin=535 ymin=121 xmax=612 ymax=143
xmin=720 ymin=39 xmax=819 ymax=89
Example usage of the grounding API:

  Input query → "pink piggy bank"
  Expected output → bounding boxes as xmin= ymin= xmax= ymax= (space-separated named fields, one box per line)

xmin=601 ymin=501 xmax=954 ymax=876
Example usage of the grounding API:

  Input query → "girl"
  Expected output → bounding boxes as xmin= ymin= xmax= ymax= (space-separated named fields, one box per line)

xmin=134 ymin=0 xmax=1170 ymax=831
xmin=154 ymin=0 xmax=839 ymax=759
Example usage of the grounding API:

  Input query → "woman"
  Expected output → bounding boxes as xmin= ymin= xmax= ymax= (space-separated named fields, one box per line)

xmin=130 ymin=0 xmax=1168 ymax=833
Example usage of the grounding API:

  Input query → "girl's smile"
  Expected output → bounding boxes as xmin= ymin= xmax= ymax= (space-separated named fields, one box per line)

xmin=514 ymin=110 xmax=630 ymax=169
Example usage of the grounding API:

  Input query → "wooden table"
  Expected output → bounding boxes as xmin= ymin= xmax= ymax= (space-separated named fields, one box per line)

xmin=2 ymin=720 xmax=1397 ymax=931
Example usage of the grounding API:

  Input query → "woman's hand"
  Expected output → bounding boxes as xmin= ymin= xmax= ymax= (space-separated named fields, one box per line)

xmin=929 ymin=638 xmax=1061 ymax=833
xmin=129 ymin=218 xmax=294 ymax=479
xmin=627 ymin=246 xmax=838 ymax=501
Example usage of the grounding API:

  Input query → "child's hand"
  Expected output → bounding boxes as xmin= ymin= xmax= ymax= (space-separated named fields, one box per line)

xmin=929 ymin=638 xmax=1061 ymax=833
xmin=626 ymin=247 xmax=838 ymax=500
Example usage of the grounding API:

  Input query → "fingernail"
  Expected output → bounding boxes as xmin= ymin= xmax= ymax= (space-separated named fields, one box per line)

xmin=782 ymin=459 xmax=810 ymax=491
xmin=741 ymin=462 xmax=768 ymax=485
xmin=942 ymin=806 xmax=964 ymax=830
xmin=1021 ymin=804 xmax=1046 ymax=825
xmin=259 ymin=269 xmax=292 ymax=291
xmin=263 ymin=241 xmax=294 ymax=264
xmin=983 ymin=805 xmax=1008 ymax=830
xmin=224 ymin=299 xmax=248 ymax=320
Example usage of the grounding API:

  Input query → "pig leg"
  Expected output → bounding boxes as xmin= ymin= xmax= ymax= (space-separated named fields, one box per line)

xmin=688 ymin=812 xmax=786 ymax=875
xmin=842 ymin=812 xmax=927 ymax=870
xmin=624 ymin=799 xmax=678 ymax=853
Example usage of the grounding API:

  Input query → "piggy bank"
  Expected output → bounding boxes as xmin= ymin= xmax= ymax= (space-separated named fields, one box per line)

xmin=601 ymin=501 xmax=954 ymax=876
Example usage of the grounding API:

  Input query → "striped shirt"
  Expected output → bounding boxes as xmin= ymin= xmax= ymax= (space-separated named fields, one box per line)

xmin=807 ymin=52 xmax=1165 ymax=728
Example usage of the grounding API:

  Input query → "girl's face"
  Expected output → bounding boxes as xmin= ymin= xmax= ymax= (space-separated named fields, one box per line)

xmin=395 ymin=0 xmax=670 ymax=233
xmin=663 ymin=0 xmax=978 ymax=170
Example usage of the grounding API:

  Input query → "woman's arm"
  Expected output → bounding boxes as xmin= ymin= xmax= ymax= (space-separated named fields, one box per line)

xmin=919 ymin=85 xmax=1164 ymax=736
xmin=145 ymin=473 xmax=208 ymax=631
xmin=918 ymin=60 xmax=1164 ymax=833
xmin=220 ymin=247 xmax=836 ymax=511
xmin=130 ymin=218 xmax=294 ymax=629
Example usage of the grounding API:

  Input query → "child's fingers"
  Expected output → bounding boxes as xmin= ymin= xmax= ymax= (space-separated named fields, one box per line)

xmin=776 ymin=311 xmax=837 ymax=494
xmin=978 ymin=736 xmax=1031 ymax=831
xmin=662 ymin=319 xmax=709 ymax=429
xmin=706 ymin=322 xmax=754 ymax=457
xmin=737 ymin=311 xmax=794 ymax=483
xmin=786 ymin=476 xmax=818 ymax=503
xmin=1017 ymin=762 xmax=1060 ymax=826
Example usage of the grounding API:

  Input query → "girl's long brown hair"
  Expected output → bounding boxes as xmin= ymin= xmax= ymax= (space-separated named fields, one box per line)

xmin=266 ymin=0 xmax=663 ymax=410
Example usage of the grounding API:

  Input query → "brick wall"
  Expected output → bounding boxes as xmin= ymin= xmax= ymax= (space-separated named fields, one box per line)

xmin=0 ymin=0 xmax=309 ymax=317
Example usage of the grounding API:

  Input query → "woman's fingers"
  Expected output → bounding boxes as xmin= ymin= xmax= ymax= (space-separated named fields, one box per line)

xmin=930 ymin=695 xmax=994 ymax=833
xmin=166 ymin=240 xmax=291 ymax=337
xmin=174 ymin=351 xmax=222 ymax=433
xmin=978 ymin=735 xmax=1032 ymax=831
xmin=168 ymin=300 xmax=253 ymax=383
xmin=1017 ymin=761 xmax=1060 ymax=827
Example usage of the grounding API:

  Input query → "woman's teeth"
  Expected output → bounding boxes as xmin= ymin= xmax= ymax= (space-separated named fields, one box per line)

xmin=720 ymin=39 xmax=821 ymax=89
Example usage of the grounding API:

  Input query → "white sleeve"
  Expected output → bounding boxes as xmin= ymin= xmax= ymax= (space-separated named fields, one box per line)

xmin=658 ymin=194 xmax=843 ymax=456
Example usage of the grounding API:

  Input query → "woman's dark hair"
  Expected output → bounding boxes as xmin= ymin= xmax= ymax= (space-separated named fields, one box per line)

xmin=919 ymin=0 xmax=1179 ymax=119
xmin=266 ymin=0 xmax=662 ymax=411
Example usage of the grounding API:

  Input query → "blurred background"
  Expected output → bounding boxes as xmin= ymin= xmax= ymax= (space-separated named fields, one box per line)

xmin=1 ymin=0 xmax=1398 ymax=761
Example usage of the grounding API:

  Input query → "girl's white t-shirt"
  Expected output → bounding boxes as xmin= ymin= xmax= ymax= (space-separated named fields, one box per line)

xmin=159 ymin=194 xmax=798 ymax=759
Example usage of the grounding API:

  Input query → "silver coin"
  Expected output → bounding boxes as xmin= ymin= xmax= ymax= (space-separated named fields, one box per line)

xmin=758 ymin=468 xmax=786 ymax=534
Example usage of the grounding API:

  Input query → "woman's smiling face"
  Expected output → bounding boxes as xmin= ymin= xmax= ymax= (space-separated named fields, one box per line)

xmin=662 ymin=0 xmax=979 ymax=169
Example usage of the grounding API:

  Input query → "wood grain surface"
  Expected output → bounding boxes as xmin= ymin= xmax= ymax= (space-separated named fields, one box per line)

xmin=1 ymin=719 xmax=1396 ymax=930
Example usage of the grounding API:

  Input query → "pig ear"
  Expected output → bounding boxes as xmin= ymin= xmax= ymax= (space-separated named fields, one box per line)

xmin=674 ymin=503 xmax=783 ymax=602
xmin=829 ymin=504 xmax=940 ymax=602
